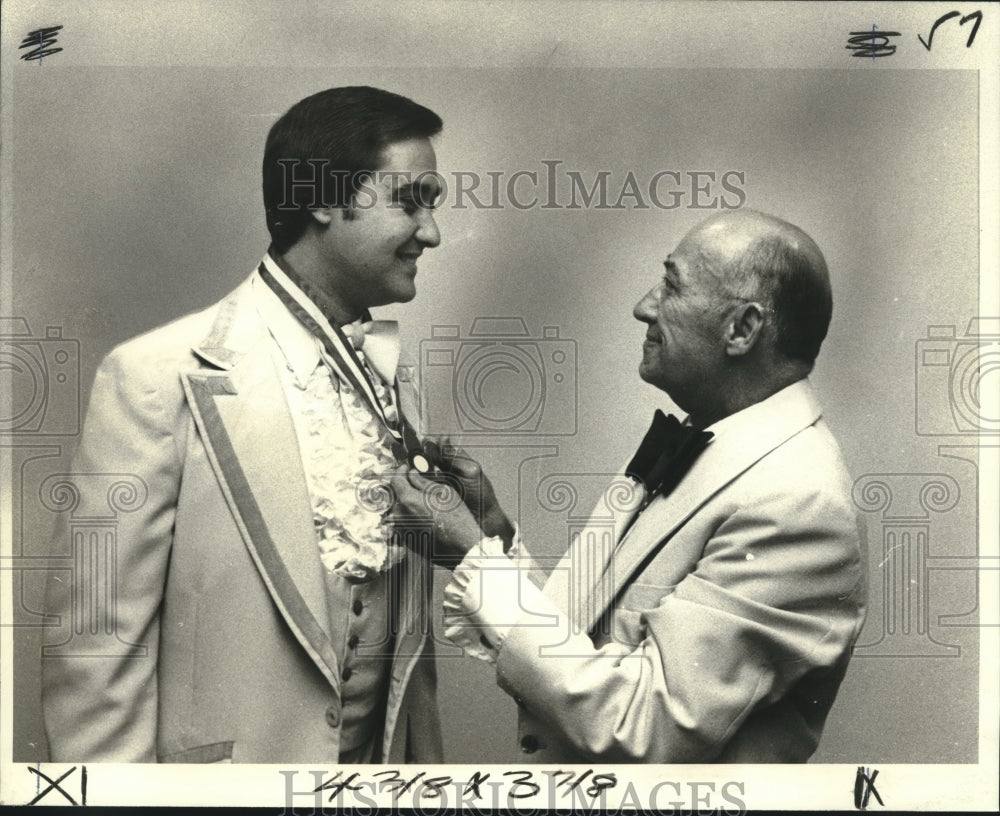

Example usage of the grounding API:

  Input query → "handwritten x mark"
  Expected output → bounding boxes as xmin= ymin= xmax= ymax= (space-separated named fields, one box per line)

xmin=27 ymin=765 xmax=86 ymax=806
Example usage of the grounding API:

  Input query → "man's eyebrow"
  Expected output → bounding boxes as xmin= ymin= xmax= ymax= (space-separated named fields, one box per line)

xmin=396 ymin=177 xmax=441 ymax=196
xmin=663 ymin=258 xmax=679 ymax=277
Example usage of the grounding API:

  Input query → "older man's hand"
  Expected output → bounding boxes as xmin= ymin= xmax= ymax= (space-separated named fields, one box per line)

xmin=421 ymin=437 xmax=515 ymax=550
xmin=387 ymin=464 xmax=486 ymax=568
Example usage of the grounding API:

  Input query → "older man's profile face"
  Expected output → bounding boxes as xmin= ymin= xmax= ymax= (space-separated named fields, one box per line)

xmin=633 ymin=223 xmax=730 ymax=403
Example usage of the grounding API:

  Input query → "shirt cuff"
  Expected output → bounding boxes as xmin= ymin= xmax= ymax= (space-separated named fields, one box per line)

xmin=443 ymin=525 xmax=543 ymax=664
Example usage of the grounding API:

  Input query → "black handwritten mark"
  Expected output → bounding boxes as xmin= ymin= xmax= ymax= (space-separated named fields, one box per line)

xmin=26 ymin=764 xmax=87 ymax=806
xmin=373 ymin=769 xmax=429 ymax=798
xmin=918 ymin=11 xmax=983 ymax=50
xmin=463 ymin=771 xmax=492 ymax=799
xmin=548 ymin=769 xmax=618 ymax=798
xmin=308 ymin=767 xmax=617 ymax=804
xmin=19 ymin=26 xmax=63 ymax=64
xmin=503 ymin=770 xmax=542 ymax=799
xmin=854 ymin=766 xmax=884 ymax=810
xmin=313 ymin=770 xmax=365 ymax=801
xmin=846 ymin=25 xmax=901 ymax=58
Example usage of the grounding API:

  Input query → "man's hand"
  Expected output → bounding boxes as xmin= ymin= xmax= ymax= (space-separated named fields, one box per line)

xmin=422 ymin=437 xmax=515 ymax=549
xmin=387 ymin=464 xmax=486 ymax=569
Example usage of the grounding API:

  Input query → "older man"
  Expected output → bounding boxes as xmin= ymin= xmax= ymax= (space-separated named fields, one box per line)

xmin=42 ymin=86 xmax=444 ymax=763
xmin=392 ymin=209 xmax=867 ymax=763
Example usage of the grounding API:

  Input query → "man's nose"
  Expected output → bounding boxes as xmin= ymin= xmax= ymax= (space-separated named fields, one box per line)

xmin=633 ymin=286 xmax=657 ymax=322
xmin=416 ymin=209 xmax=440 ymax=248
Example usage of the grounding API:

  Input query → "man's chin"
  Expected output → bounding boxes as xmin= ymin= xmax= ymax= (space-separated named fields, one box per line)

xmin=637 ymin=360 xmax=656 ymax=384
xmin=382 ymin=283 xmax=417 ymax=305
xmin=637 ymin=364 xmax=672 ymax=395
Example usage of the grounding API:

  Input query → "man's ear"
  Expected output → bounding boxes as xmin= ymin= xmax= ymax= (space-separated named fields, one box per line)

xmin=724 ymin=301 xmax=766 ymax=357
xmin=308 ymin=205 xmax=357 ymax=227
xmin=310 ymin=207 xmax=334 ymax=226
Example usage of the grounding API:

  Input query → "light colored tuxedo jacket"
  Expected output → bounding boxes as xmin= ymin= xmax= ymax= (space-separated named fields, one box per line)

xmin=496 ymin=379 xmax=866 ymax=763
xmin=42 ymin=275 xmax=442 ymax=763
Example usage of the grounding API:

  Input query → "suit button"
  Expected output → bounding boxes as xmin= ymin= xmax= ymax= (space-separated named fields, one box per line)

xmin=348 ymin=634 xmax=360 ymax=649
xmin=325 ymin=705 xmax=340 ymax=728
xmin=342 ymin=666 xmax=353 ymax=682
xmin=352 ymin=599 xmax=364 ymax=615
xmin=520 ymin=734 xmax=539 ymax=754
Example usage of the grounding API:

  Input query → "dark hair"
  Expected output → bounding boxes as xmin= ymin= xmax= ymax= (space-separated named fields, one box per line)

xmin=736 ymin=233 xmax=833 ymax=364
xmin=262 ymin=86 xmax=443 ymax=254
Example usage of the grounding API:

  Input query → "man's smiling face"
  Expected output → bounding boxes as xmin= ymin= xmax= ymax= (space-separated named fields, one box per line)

xmin=317 ymin=136 xmax=441 ymax=317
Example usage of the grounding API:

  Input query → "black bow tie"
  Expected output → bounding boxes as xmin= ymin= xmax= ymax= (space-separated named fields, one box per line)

xmin=625 ymin=410 xmax=714 ymax=499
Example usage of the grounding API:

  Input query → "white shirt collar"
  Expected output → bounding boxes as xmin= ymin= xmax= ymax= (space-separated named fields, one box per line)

xmin=251 ymin=263 xmax=402 ymax=387
xmin=251 ymin=269 xmax=323 ymax=386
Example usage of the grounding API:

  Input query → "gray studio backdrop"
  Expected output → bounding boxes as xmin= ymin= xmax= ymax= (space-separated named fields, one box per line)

xmin=7 ymin=66 xmax=980 ymax=763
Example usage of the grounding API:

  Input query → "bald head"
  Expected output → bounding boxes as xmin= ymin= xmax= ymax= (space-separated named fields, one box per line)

xmin=684 ymin=210 xmax=833 ymax=365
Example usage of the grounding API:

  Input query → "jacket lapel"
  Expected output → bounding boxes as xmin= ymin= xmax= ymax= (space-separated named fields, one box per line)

xmin=182 ymin=280 xmax=341 ymax=692
xmin=542 ymin=469 xmax=645 ymax=628
xmin=578 ymin=380 xmax=824 ymax=635
xmin=380 ymin=544 xmax=431 ymax=761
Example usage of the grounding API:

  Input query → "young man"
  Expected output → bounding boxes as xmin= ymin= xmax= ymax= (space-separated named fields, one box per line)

xmin=42 ymin=86 xmax=444 ymax=763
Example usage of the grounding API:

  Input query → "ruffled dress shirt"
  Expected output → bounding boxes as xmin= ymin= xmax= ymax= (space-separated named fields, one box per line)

xmin=253 ymin=273 xmax=405 ymax=583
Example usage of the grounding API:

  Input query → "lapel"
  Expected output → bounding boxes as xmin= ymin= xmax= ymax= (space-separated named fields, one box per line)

xmin=379 ymin=543 xmax=432 ymax=761
xmin=577 ymin=379 xmax=823 ymax=635
xmin=181 ymin=278 xmax=342 ymax=693
xmin=542 ymin=468 xmax=645 ymax=625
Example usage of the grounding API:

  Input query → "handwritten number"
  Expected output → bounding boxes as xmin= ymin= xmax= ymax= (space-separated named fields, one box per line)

xmin=503 ymin=770 xmax=541 ymax=799
xmin=959 ymin=12 xmax=983 ymax=47
xmin=313 ymin=771 xmax=365 ymax=801
xmin=373 ymin=769 xmax=426 ymax=798
xmin=587 ymin=773 xmax=618 ymax=797
xmin=919 ymin=10 xmax=983 ymax=50
xmin=302 ymin=766 xmax=614 ymax=805
xmin=417 ymin=776 xmax=453 ymax=799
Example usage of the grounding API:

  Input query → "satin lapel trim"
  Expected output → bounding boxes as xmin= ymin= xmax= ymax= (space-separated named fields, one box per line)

xmin=191 ymin=276 xmax=258 ymax=370
xmin=182 ymin=365 xmax=340 ymax=693
xmin=580 ymin=380 xmax=823 ymax=634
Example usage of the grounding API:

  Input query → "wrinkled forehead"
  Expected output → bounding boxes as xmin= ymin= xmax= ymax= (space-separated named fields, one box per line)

xmin=668 ymin=221 xmax=740 ymax=278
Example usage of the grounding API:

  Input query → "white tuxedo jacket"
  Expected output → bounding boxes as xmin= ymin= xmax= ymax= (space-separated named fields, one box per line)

xmin=42 ymin=275 xmax=442 ymax=763
xmin=496 ymin=380 xmax=866 ymax=762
